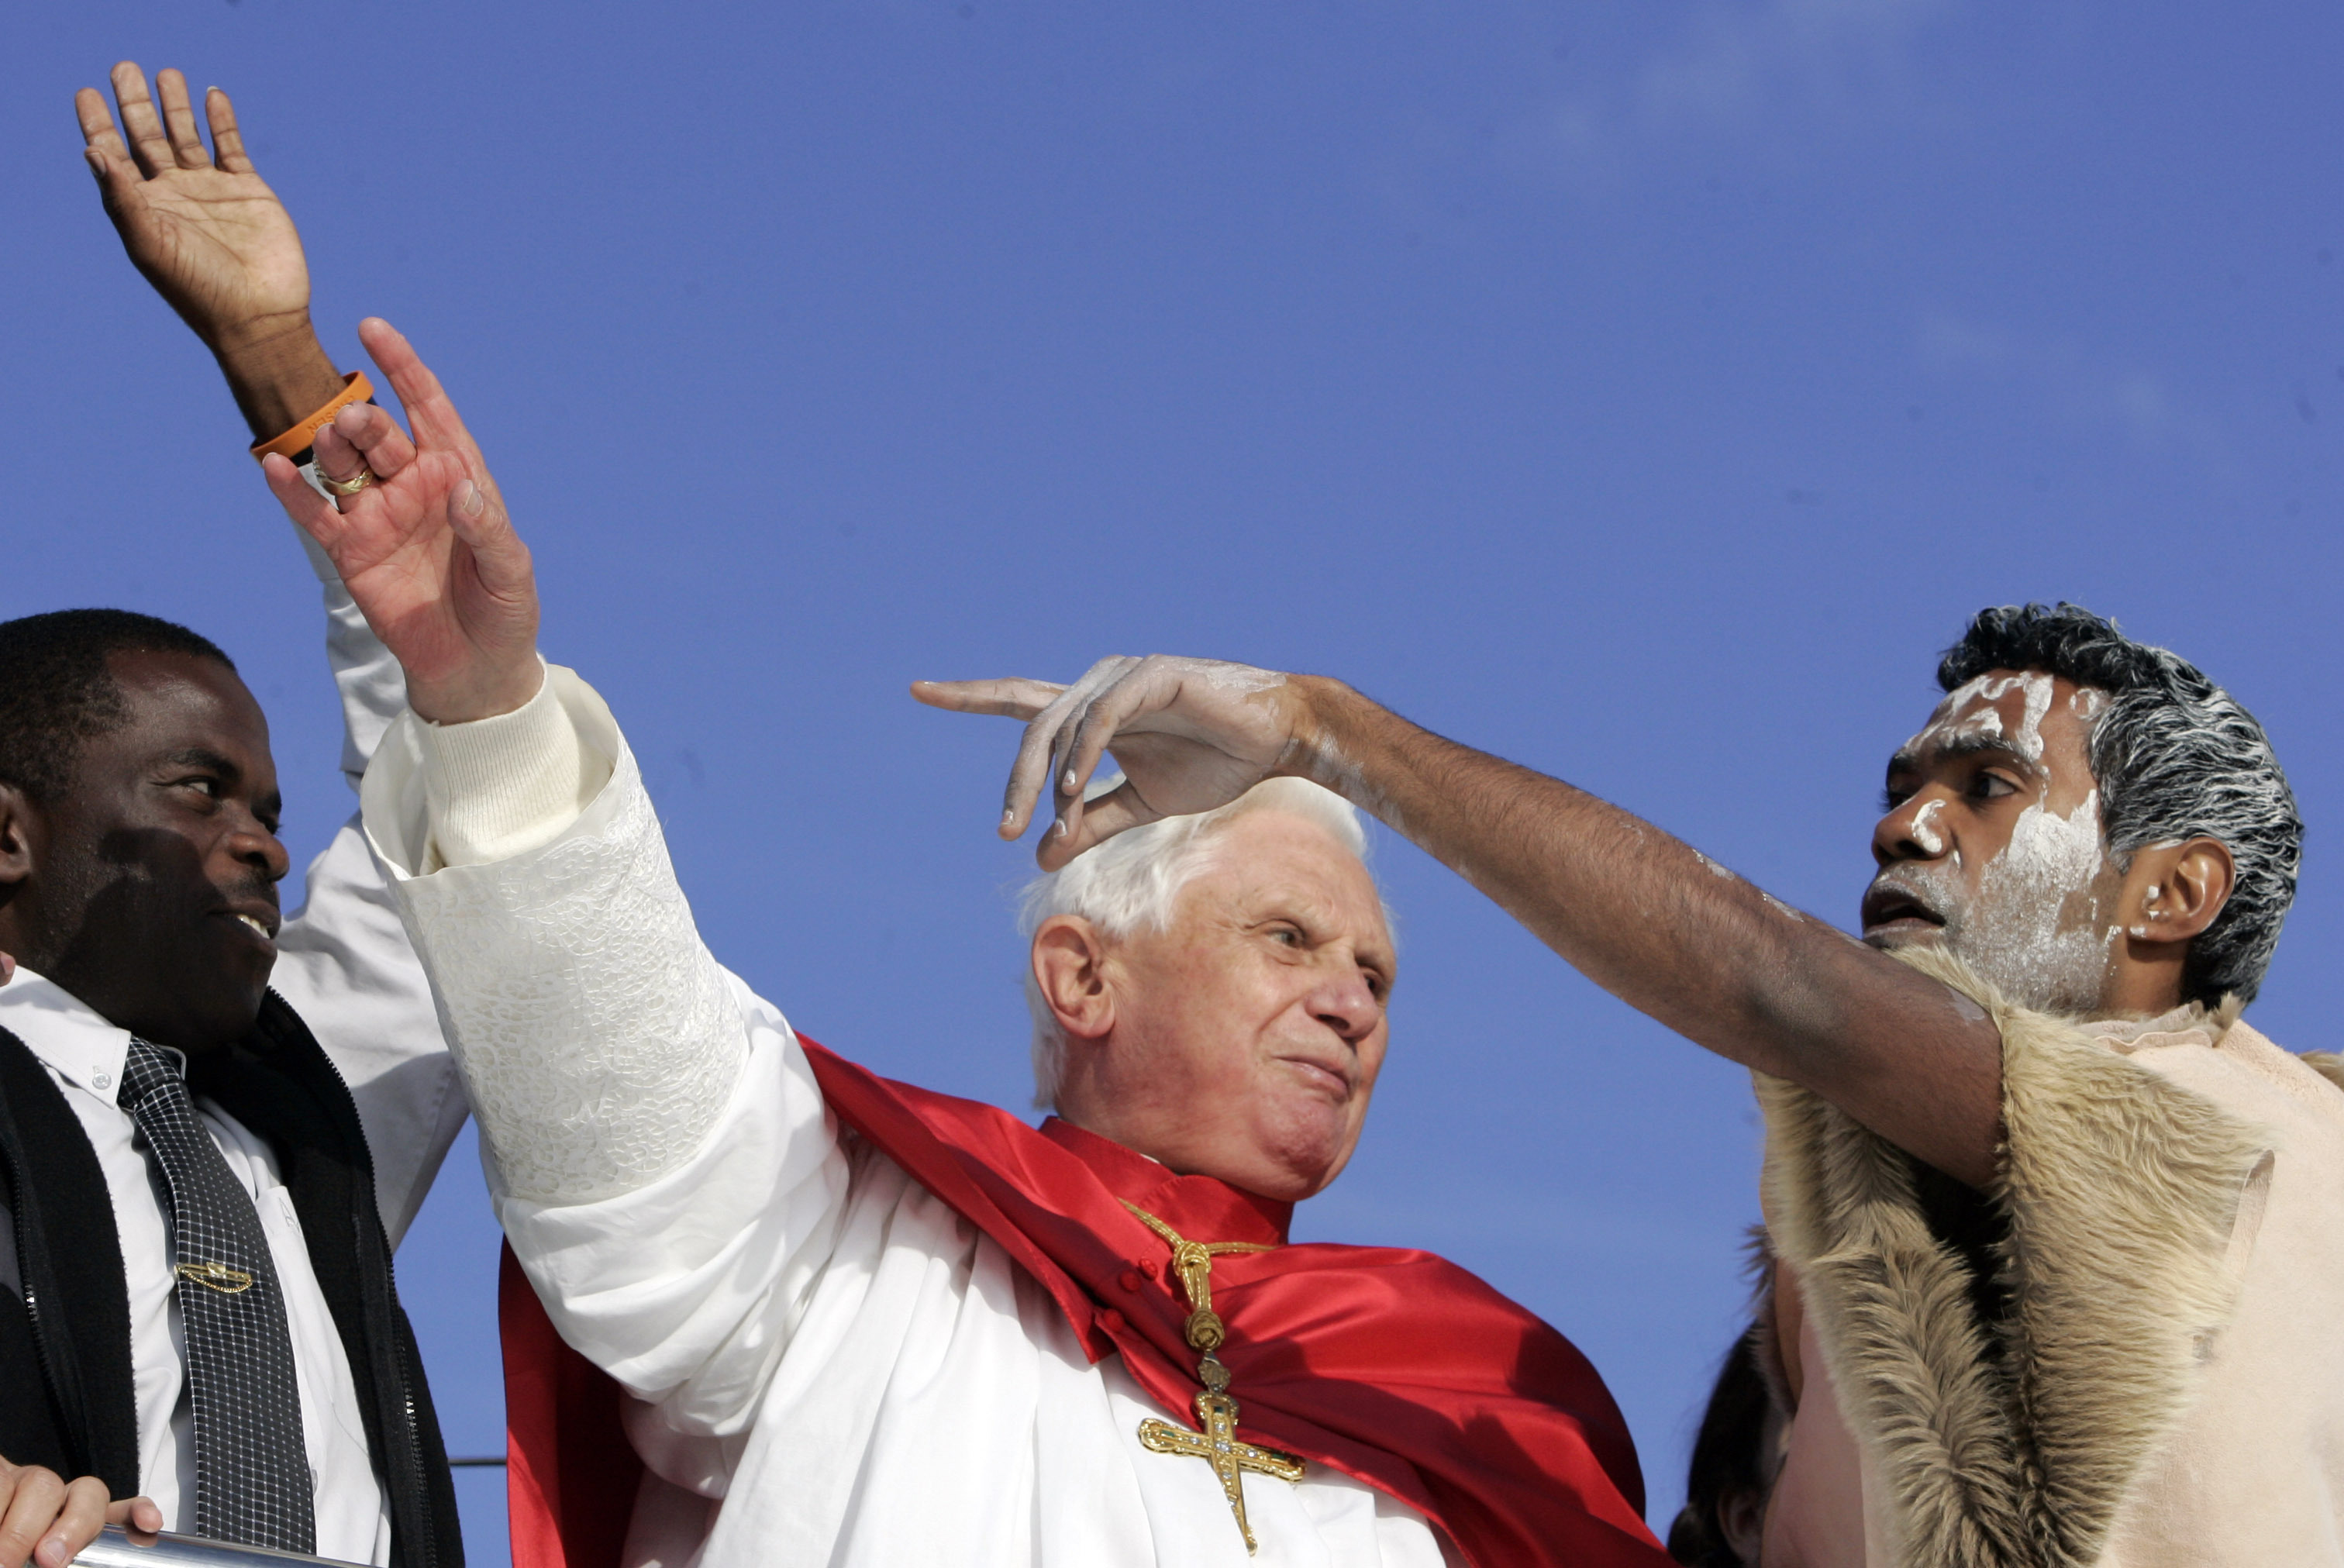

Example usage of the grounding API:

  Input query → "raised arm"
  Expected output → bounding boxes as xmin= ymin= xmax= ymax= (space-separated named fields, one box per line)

xmin=78 ymin=63 xmax=343 ymax=438
xmin=79 ymin=60 xmax=414 ymax=779
xmin=914 ymin=657 xmax=2003 ymax=1187
xmin=79 ymin=64 xmax=465 ymax=1239
xmin=267 ymin=327 xmax=846 ymax=1425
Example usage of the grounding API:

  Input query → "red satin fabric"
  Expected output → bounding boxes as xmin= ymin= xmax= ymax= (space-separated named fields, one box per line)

xmin=503 ymin=1037 xmax=1671 ymax=1568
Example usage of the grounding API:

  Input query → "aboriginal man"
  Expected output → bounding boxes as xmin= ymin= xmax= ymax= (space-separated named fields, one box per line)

xmin=920 ymin=625 xmax=2342 ymax=1568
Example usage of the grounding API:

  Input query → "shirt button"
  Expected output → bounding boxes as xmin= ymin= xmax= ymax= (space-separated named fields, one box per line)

xmin=1096 ymin=1308 xmax=1125 ymax=1332
xmin=91 ymin=1071 xmax=111 ymax=1091
xmin=1118 ymin=1270 xmax=1145 ymax=1293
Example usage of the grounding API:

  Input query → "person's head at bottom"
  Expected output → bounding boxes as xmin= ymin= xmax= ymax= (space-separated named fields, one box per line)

xmin=1020 ymin=776 xmax=1395 ymax=1201
xmin=1668 ymin=1323 xmax=1786 ymax=1567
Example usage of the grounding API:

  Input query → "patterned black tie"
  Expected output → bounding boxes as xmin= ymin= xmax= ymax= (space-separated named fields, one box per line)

xmin=119 ymin=1039 xmax=316 ymax=1552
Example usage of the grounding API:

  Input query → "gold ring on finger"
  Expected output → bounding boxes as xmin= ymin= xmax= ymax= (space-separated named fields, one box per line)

xmin=317 ymin=464 xmax=377 ymax=498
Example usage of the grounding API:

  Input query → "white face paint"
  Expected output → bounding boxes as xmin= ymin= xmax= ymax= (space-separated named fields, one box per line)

xmin=1877 ymin=787 xmax=2116 ymax=1013
xmin=1910 ymin=671 xmax=2061 ymax=763
xmin=1873 ymin=670 xmax=2131 ymax=1014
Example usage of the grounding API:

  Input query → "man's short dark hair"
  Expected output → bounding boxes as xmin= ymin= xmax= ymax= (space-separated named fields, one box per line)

xmin=1939 ymin=603 xmax=2301 ymax=1006
xmin=1667 ymin=1323 xmax=1775 ymax=1568
xmin=0 ymin=609 xmax=236 ymax=803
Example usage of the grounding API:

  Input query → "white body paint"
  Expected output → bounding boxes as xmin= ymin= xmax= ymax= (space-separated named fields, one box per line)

xmin=1914 ymin=670 xmax=2060 ymax=762
xmin=1886 ymin=789 xmax=2115 ymax=1013
xmin=1191 ymin=660 xmax=1287 ymax=697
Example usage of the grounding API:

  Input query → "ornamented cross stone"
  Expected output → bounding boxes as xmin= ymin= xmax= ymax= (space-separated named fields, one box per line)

xmin=1121 ymin=1201 xmax=1308 ymax=1556
xmin=1138 ymin=1374 xmax=1306 ymax=1554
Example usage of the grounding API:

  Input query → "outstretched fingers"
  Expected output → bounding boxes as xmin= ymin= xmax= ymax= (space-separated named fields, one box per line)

xmin=153 ymin=70 xmax=212 ymax=170
xmin=73 ymin=86 xmax=128 ymax=166
xmin=444 ymin=467 xmax=534 ymax=601
xmin=107 ymin=62 xmax=175 ymax=179
xmin=908 ymin=677 xmax=1065 ymax=720
xmin=356 ymin=319 xmax=489 ymax=471
xmin=908 ymin=674 xmax=1083 ymax=838
xmin=203 ymin=85 xmax=255 ymax=174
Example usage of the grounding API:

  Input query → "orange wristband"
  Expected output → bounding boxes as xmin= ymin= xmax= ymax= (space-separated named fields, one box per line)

xmin=250 ymin=370 xmax=374 ymax=464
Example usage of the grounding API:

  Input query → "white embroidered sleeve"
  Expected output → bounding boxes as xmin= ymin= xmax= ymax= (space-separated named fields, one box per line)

xmin=360 ymin=667 xmax=750 ymax=1205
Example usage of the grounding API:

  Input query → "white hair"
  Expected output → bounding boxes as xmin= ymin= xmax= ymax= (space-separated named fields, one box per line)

xmin=1017 ymin=776 xmax=1375 ymax=1109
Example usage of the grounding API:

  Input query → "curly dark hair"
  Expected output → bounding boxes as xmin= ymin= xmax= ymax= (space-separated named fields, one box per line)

xmin=0 ymin=609 xmax=235 ymax=803
xmin=1939 ymin=603 xmax=2300 ymax=1005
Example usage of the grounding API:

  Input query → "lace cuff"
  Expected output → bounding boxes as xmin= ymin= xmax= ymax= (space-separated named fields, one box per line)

xmin=363 ymin=668 xmax=748 ymax=1203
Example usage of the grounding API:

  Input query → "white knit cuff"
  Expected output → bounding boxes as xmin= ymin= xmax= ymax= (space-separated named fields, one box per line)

xmin=419 ymin=661 xmax=605 ymax=867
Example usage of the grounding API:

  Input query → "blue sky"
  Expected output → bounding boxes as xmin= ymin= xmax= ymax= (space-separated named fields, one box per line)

xmin=5 ymin=2 xmax=2339 ymax=1554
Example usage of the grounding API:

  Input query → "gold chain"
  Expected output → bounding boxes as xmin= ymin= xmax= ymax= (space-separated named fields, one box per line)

xmin=1119 ymin=1201 xmax=1304 ymax=1554
xmin=1119 ymin=1199 xmax=1276 ymax=1356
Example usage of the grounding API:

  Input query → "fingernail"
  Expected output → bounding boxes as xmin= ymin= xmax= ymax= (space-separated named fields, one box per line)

xmin=1062 ymin=770 xmax=1079 ymax=791
xmin=458 ymin=481 xmax=485 ymax=517
xmin=1001 ymin=808 xmax=1016 ymax=825
xmin=1053 ymin=819 xmax=1069 ymax=838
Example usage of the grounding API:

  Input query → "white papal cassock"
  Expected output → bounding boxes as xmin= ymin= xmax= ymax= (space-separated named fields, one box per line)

xmin=360 ymin=667 xmax=1461 ymax=1567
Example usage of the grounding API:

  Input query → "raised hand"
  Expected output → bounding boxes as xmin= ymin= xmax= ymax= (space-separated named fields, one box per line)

xmin=912 ymin=655 xmax=1312 ymax=868
xmin=76 ymin=62 xmax=343 ymax=436
xmin=264 ymin=319 xmax=541 ymax=723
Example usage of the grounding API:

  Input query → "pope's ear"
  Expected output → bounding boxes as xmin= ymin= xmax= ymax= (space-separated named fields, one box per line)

xmin=1030 ymin=915 xmax=1115 ymax=1042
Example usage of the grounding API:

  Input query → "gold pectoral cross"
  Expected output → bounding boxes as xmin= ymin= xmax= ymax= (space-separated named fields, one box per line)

xmin=1122 ymin=1201 xmax=1305 ymax=1555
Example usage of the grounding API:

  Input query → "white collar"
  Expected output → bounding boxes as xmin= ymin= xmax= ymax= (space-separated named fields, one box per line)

xmin=0 ymin=968 xmax=133 ymax=1106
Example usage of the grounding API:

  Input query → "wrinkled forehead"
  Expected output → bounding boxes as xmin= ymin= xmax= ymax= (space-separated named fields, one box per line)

xmin=1901 ymin=669 xmax=2108 ymax=768
xmin=1188 ymin=810 xmax=1393 ymax=942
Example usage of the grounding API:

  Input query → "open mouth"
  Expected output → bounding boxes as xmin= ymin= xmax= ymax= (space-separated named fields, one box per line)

xmin=219 ymin=908 xmax=281 ymax=946
xmin=1860 ymin=884 xmax=1945 ymax=937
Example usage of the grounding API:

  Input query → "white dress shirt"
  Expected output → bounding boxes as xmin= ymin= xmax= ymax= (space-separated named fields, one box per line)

xmin=0 ymin=560 xmax=466 ymax=1563
xmin=363 ymin=667 xmax=1453 ymax=1568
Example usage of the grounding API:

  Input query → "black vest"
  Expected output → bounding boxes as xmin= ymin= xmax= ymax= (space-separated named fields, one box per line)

xmin=0 ymin=992 xmax=463 ymax=1568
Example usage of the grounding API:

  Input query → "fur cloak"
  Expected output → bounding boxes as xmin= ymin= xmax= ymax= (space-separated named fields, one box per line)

xmin=1758 ymin=946 xmax=2344 ymax=1568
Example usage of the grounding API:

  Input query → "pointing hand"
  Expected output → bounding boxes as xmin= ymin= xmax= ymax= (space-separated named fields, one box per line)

xmin=913 ymin=655 xmax=1312 ymax=869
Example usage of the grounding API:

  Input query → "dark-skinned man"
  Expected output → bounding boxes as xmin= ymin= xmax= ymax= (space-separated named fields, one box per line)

xmin=918 ymin=624 xmax=2344 ymax=1567
xmin=0 ymin=64 xmax=474 ymax=1568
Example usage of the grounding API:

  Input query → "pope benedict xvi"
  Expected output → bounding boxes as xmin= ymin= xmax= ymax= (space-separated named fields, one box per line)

xmin=253 ymin=319 xmax=1674 ymax=1567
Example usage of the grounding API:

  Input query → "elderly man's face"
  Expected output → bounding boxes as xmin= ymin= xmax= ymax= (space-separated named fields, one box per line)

xmin=1073 ymin=809 xmax=1395 ymax=1202
xmin=1861 ymin=667 xmax=2125 ymax=1015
